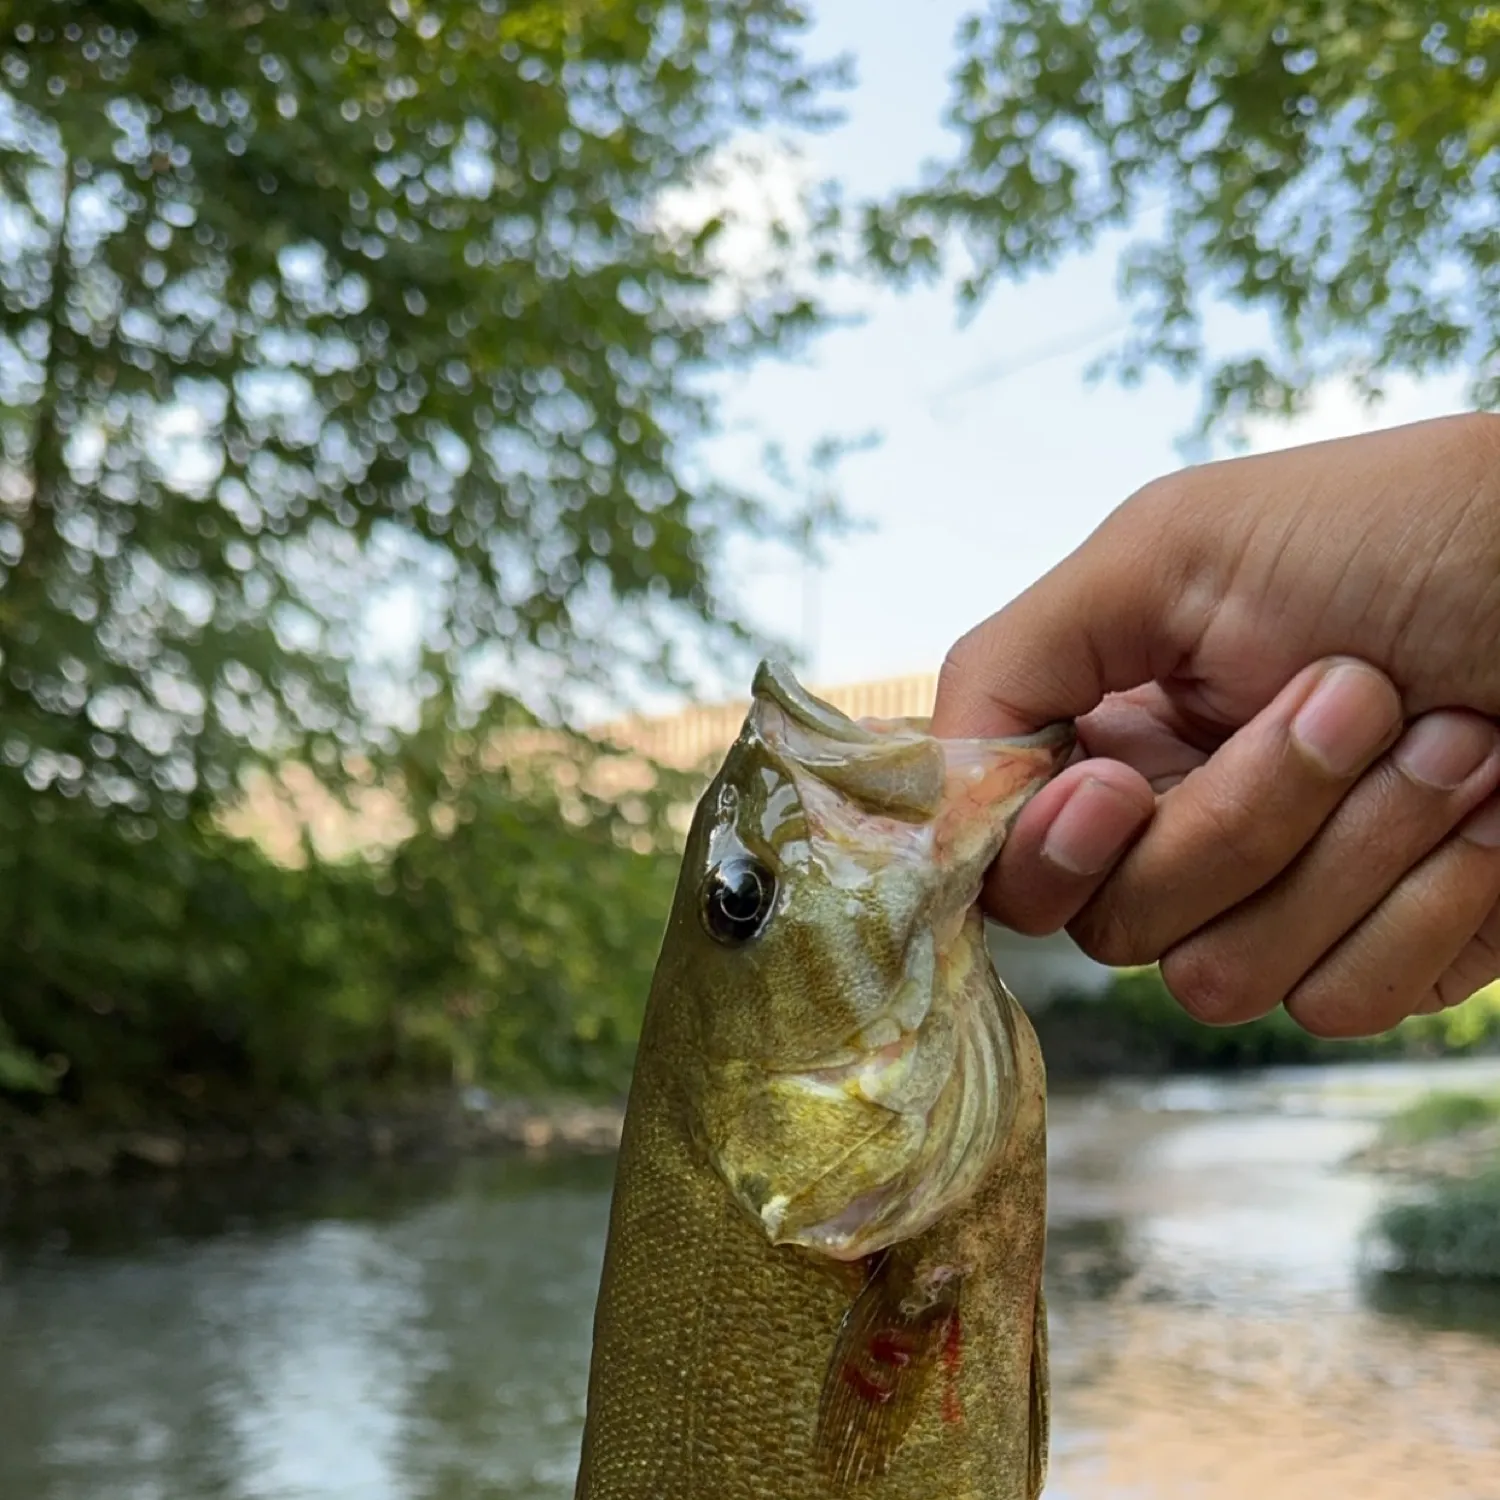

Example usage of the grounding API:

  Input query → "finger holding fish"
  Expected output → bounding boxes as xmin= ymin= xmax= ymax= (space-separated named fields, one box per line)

xmin=939 ymin=618 xmax=1500 ymax=1039
xmin=976 ymin=760 xmax=1155 ymax=935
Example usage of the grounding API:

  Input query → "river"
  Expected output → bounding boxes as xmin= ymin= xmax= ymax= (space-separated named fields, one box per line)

xmin=3 ymin=1058 xmax=1500 ymax=1500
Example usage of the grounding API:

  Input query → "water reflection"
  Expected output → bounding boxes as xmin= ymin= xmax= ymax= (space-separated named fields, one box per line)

xmin=1361 ymin=1272 xmax=1500 ymax=1342
xmin=0 ymin=1156 xmax=616 ymax=1500
xmin=3 ymin=1063 xmax=1500 ymax=1499
xmin=1046 ymin=1217 xmax=1137 ymax=1302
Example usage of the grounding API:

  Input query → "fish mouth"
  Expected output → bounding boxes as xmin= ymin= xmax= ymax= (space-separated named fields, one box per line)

xmin=750 ymin=913 xmax=1017 ymax=1262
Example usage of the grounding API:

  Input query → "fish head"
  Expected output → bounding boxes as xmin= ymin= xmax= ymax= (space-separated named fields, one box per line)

xmin=661 ymin=660 xmax=1073 ymax=1262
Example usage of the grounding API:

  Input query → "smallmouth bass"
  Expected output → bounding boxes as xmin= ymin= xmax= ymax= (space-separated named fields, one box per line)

xmin=575 ymin=661 xmax=1074 ymax=1499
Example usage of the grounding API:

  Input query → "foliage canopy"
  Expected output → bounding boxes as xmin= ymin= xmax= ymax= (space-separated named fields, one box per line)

xmin=0 ymin=0 xmax=836 ymax=1111
xmin=2 ymin=0 xmax=835 ymax=814
xmin=871 ymin=0 xmax=1500 ymax=434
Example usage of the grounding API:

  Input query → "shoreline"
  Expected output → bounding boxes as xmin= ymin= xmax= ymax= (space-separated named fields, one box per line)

xmin=0 ymin=1094 xmax=625 ymax=1191
xmin=1349 ymin=1120 xmax=1500 ymax=1181
xmin=6 ymin=1063 xmax=1497 ymax=1195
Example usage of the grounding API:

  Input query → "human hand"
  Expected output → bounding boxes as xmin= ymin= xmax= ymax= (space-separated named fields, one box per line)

xmin=936 ymin=413 xmax=1500 ymax=1036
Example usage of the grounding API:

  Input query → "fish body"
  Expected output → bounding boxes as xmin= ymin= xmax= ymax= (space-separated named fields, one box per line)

xmin=575 ymin=662 xmax=1072 ymax=1499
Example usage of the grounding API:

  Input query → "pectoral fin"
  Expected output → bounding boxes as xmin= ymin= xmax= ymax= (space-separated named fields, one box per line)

xmin=1028 ymin=1285 xmax=1050 ymax=1499
xmin=814 ymin=1252 xmax=961 ymax=1491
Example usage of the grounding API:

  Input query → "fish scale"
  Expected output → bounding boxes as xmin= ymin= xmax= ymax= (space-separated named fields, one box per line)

xmin=575 ymin=662 xmax=1070 ymax=1498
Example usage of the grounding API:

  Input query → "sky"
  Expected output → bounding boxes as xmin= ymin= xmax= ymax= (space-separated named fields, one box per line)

xmin=689 ymin=0 xmax=1471 ymax=700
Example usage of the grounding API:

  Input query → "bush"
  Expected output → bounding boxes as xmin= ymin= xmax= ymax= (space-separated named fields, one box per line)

xmin=1036 ymin=968 xmax=1500 ymax=1079
xmin=1372 ymin=1174 xmax=1500 ymax=1281
xmin=1035 ymin=966 xmax=1341 ymax=1077
xmin=1106 ymin=967 xmax=1333 ymax=1068
xmin=0 ymin=719 xmax=684 ymax=1121
xmin=1398 ymin=983 xmax=1500 ymax=1055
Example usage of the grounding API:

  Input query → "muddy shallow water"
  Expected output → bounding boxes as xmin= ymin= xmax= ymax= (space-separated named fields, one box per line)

xmin=3 ymin=1058 xmax=1500 ymax=1499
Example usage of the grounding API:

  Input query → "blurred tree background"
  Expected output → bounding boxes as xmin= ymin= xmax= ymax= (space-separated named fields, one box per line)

xmin=0 ymin=0 xmax=842 ymax=1119
xmin=5 ymin=0 xmax=1500 ymax=1136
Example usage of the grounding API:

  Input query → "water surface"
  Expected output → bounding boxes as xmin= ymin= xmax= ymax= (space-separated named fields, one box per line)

xmin=4 ymin=1059 xmax=1500 ymax=1499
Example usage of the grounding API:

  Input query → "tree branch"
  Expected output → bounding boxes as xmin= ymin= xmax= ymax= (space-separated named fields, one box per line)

xmin=14 ymin=151 xmax=78 ymax=612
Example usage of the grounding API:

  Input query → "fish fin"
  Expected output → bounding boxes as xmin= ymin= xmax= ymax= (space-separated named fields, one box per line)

xmin=1028 ymin=1285 xmax=1050 ymax=1500
xmin=814 ymin=1253 xmax=960 ymax=1491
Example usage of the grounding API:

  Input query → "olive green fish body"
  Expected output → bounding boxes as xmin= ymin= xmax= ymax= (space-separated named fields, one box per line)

xmin=576 ymin=663 xmax=1068 ymax=1499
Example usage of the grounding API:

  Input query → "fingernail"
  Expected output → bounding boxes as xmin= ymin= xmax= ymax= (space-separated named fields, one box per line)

xmin=1462 ymin=797 xmax=1500 ymax=848
xmin=1290 ymin=662 xmax=1400 ymax=777
xmin=1394 ymin=712 xmax=1498 ymax=790
xmin=1042 ymin=778 xmax=1150 ymax=876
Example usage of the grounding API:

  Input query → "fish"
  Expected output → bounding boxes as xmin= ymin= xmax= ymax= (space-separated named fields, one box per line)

xmin=574 ymin=660 xmax=1074 ymax=1499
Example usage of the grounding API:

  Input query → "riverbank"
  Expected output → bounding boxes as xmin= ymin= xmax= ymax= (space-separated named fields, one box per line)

xmin=1349 ymin=1086 xmax=1500 ymax=1180
xmin=1351 ymin=1118 xmax=1500 ymax=1180
xmin=0 ymin=1093 xmax=623 ymax=1190
xmin=7 ymin=989 xmax=1500 ymax=1192
xmin=1350 ymin=1088 xmax=1500 ymax=1281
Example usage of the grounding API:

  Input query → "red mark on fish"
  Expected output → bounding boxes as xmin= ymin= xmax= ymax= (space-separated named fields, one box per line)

xmin=869 ymin=1330 xmax=916 ymax=1369
xmin=842 ymin=1364 xmax=896 ymax=1406
xmin=941 ymin=1311 xmax=964 ymax=1426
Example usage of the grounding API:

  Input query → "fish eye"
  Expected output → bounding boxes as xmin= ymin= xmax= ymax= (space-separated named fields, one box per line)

xmin=700 ymin=855 xmax=777 ymax=946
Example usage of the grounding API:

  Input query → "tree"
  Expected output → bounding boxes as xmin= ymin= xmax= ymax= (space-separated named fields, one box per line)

xmin=869 ymin=0 xmax=1500 ymax=436
xmin=0 ymin=0 xmax=843 ymax=1113
xmin=1 ymin=0 xmax=838 ymax=819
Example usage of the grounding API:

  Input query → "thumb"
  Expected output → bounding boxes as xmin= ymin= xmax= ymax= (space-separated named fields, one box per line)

xmin=930 ymin=498 xmax=1211 ymax=739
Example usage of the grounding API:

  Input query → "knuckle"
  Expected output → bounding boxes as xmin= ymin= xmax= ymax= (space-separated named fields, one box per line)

xmin=1070 ymin=897 xmax=1164 ymax=968
xmin=1436 ymin=917 xmax=1500 ymax=1009
xmin=1434 ymin=975 xmax=1482 ymax=1012
xmin=937 ymin=620 xmax=991 ymax=693
xmin=1454 ymin=409 xmax=1500 ymax=466
xmin=1124 ymin=468 xmax=1191 ymax=520
xmin=1469 ymin=915 xmax=1500 ymax=975
xmin=1470 ymin=906 xmax=1500 ymax=966
xmin=1462 ymin=914 xmax=1500 ymax=970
